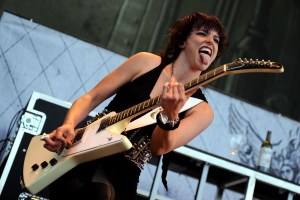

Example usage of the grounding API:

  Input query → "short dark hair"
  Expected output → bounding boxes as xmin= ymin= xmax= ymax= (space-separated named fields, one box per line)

xmin=160 ymin=12 xmax=228 ymax=66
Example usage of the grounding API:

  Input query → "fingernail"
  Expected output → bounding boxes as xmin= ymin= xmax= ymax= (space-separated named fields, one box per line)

xmin=41 ymin=133 xmax=50 ymax=141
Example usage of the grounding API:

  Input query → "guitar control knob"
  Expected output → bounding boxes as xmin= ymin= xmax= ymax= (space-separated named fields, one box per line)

xmin=31 ymin=164 xmax=39 ymax=171
xmin=49 ymin=158 xmax=58 ymax=166
xmin=41 ymin=161 xmax=48 ymax=169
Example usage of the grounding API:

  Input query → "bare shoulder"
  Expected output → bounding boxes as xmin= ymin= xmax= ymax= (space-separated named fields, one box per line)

xmin=130 ymin=52 xmax=161 ymax=66
xmin=128 ymin=52 xmax=162 ymax=80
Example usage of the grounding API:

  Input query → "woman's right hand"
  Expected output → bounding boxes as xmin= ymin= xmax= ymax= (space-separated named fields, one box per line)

xmin=42 ymin=123 xmax=75 ymax=152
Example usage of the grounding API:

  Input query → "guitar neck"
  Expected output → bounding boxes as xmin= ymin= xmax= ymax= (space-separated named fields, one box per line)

xmin=184 ymin=64 xmax=225 ymax=92
xmin=101 ymin=58 xmax=284 ymax=128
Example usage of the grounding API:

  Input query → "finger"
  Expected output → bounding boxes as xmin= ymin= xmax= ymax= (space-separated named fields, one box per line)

xmin=170 ymin=76 xmax=176 ymax=82
xmin=177 ymin=83 xmax=185 ymax=95
xmin=162 ymin=82 xmax=170 ymax=97
xmin=42 ymin=135 xmax=58 ymax=147
xmin=41 ymin=133 xmax=60 ymax=152
xmin=172 ymin=82 xmax=179 ymax=97
xmin=56 ymin=137 xmax=67 ymax=148
xmin=177 ymin=83 xmax=186 ymax=104
xmin=54 ymin=129 xmax=69 ymax=147
xmin=43 ymin=142 xmax=61 ymax=152
xmin=41 ymin=133 xmax=50 ymax=141
xmin=168 ymin=82 xmax=174 ymax=95
xmin=64 ymin=132 xmax=74 ymax=148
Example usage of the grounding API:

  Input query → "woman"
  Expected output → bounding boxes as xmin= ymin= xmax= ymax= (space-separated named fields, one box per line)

xmin=43 ymin=12 xmax=228 ymax=199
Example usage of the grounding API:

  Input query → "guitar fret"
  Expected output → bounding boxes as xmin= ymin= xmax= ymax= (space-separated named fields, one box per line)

xmin=111 ymin=116 xmax=116 ymax=125
xmin=191 ymin=79 xmax=198 ymax=87
xmin=114 ymin=114 xmax=119 ymax=123
xmin=207 ymin=70 xmax=214 ymax=78
xmin=198 ymin=76 xmax=204 ymax=82
xmin=149 ymin=98 xmax=154 ymax=105
xmin=126 ymin=108 xmax=132 ymax=116
xmin=143 ymin=101 xmax=150 ymax=109
xmin=137 ymin=104 xmax=142 ymax=112
xmin=132 ymin=106 xmax=137 ymax=114
xmin=126 ymin=107 xmax=132 ymax=116
xmin=124 ymin=109 xmax=129 ymax=118
xmin=213 ymin=68 xmax=217 ymax=75
xmin=120 ymin=111 xmax=125 ymax=120
xmin=185 ymin=81 xmax=191 ymax=88
xmin=114 ymin=115 xmax=119 ymax=123
xmin=152 ymin=97 xmax=159 ymax=106
xmin=109 ymin=116 xmax=115 ymax=125
xmin=216 ymin=66 xmax=224 ymax=74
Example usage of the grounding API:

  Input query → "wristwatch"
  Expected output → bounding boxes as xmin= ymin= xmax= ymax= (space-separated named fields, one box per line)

xmin=157 ymin=113 xmax=180 ymax=130
xmin=159 ymin=113 xmax=179 ymax=127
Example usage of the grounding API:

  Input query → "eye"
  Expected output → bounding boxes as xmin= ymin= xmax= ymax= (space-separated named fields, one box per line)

xmin=214 ymin=37 xmax=220 ymax=44
xmin=195 ymin=31 xmax=207 ymax=36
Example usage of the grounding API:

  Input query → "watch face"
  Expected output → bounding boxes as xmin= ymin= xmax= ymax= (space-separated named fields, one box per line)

xmin=159 ymin=113 xmax=168 ymax=124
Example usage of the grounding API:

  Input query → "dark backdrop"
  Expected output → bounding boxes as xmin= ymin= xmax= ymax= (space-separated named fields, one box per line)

xmin=1 ymin=0 xmax=299 ymax=122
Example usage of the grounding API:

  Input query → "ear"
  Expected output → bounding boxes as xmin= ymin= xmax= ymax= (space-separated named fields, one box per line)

xmin=179 ymin=41 xmax=186 ymax=49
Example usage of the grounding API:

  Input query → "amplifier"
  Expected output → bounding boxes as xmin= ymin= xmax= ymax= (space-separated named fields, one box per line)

xmin=0 ymin=92 xmax=74 ymax=199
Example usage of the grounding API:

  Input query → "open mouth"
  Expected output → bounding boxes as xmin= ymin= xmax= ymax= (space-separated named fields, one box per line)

xmin=199 ymin=47 xmax=212 ymax=57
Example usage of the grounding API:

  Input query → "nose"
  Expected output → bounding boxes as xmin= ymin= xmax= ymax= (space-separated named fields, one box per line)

xmin=206 ymin=34 xmax=214 ymax=45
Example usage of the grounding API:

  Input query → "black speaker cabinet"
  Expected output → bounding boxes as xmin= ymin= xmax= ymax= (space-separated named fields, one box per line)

xmin=0 ymin=92 xmax=84 ymax=200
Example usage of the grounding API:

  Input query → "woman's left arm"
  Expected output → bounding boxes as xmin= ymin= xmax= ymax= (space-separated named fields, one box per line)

xmin=150 ymin=101 xmax=214 ymax=156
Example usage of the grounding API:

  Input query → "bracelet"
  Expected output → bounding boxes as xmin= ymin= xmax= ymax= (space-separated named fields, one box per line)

xmin=156 ymin=113 xmax=180 ymax=131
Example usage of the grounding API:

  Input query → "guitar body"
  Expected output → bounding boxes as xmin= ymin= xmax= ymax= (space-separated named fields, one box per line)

xmin=23 ymin=112 xmax=132 ymax=194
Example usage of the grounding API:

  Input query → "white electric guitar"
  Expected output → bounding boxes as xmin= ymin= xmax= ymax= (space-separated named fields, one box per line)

xmin=22 ymin=58 xmax=284 ymax=194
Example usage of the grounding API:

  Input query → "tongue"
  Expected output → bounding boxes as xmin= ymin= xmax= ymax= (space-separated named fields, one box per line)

xmin=200 ymin=53 xmax=209 ymax=65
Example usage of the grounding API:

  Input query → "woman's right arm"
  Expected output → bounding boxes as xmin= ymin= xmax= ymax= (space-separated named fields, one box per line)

xmin=43 ymin=52 xmax=161 ymax=152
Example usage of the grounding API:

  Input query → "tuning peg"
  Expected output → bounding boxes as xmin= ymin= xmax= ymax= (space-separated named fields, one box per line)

xmin=243 ymin=58 xmax=249 ymax=64
xmin=237 ymin=58 xmax=243 ymax=63
xmin=253 ymin=59 xmax=258 ymax=65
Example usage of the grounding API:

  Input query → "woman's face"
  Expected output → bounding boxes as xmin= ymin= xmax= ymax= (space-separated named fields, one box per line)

xmin=182 ymin=28 xmax=220 ymax=71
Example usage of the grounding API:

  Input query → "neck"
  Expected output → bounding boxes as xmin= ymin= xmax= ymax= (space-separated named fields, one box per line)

xmin=172 ymin=61 xmax=202 ymax=83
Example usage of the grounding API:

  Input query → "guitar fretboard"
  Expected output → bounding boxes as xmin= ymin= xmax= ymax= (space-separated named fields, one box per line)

xmin=99 ymin=65 xmax=226 ymax=129
xmin=184 ymin=65 xmax=225 ymax=91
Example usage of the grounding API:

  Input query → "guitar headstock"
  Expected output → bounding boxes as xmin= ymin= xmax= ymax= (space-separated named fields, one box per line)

xmin=225 ymin=58 xmax=284 ymax=74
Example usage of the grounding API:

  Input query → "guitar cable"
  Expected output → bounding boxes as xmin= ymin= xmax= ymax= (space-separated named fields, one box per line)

xmin=0 ymin=108 xmax=25 ymax=171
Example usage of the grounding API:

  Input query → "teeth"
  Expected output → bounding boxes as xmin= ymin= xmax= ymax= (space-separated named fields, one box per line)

xmin=199 ymin=47 xmax=212 ymax=56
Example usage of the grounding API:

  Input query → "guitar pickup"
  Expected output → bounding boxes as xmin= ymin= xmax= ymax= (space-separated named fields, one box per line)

xmin=72 ymin=128 xmax=85 ymax=145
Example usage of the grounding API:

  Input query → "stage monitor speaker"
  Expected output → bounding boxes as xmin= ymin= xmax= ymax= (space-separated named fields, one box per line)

xmin=0 ymin=92 xmax=79 ymax=200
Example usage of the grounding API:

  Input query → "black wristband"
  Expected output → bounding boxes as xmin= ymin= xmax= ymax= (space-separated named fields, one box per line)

xmin=156 ymin=113 xmax=180 ymax=131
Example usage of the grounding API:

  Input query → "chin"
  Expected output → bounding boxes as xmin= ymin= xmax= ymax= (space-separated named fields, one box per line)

xmin=199 ymin=64 xmax=210 ymax=71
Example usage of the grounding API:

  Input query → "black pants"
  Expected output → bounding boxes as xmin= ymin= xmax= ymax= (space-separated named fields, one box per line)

xmin=49 ymin=161 xmax=115 ymax=200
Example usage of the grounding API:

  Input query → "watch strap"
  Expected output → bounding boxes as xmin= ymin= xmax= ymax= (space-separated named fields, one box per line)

xmin=156 ymin=113 xmax=180 ymax=130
